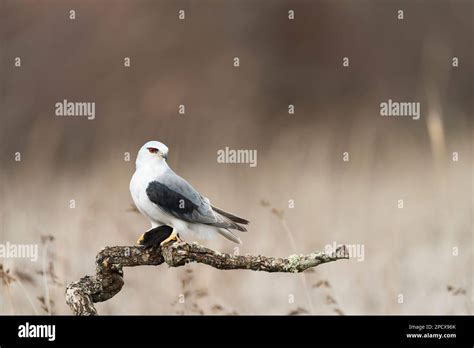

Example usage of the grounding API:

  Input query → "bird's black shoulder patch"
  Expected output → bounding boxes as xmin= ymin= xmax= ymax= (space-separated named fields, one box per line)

xmin=146 ymin=180 xmax=199 ymax=218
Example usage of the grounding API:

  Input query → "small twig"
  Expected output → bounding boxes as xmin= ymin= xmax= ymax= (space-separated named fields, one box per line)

xmin=15 ymin=278 xmax=39 ymax=315
xmin=41 ymin=242 xmax=51 ymax=314
xmin=65 ymin=241 xmax=349 ymax=315
xmin=0 ymin=264 xmax=16 ymax=314
xmin=3 ymin=282 xmax=15 ymax=314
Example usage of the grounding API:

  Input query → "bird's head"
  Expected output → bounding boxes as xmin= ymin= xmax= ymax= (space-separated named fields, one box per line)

xmin=136 ymin=141 xmax=169 ymax=168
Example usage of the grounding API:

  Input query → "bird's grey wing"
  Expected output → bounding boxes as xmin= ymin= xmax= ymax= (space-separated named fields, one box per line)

xmin=146 ymin=171 xmax=246 ymax=231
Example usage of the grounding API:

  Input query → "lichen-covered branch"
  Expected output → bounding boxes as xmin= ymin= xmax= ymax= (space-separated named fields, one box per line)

xmin=65 ymin=241 xmax=349 ymax=315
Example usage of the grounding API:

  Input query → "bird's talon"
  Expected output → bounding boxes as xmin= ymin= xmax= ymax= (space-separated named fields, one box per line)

xmin=136 ymin=233 xmax=145 ymax=245
xmin=160 ymin=229 xmax=182 ymax=246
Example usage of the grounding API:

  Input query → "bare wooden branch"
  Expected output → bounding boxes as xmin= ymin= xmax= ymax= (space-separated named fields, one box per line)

xmin=65 ymin=241 xmax=349 ymax=315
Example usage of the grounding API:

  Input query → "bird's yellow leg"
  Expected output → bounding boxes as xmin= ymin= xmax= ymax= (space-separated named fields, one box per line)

xmin=136 ymin=233 xmax=146 ymax=245
xmin=160 ymin=229 xmax=182 ymax=246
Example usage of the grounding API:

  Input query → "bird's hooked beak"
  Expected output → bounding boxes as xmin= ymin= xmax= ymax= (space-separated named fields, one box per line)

xmin=161 ymin=152 xmax=168 ymax=160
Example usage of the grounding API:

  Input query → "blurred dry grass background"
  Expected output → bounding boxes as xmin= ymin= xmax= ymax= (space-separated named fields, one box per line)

xmin=0 ymin=0 xmax=472 ymax=314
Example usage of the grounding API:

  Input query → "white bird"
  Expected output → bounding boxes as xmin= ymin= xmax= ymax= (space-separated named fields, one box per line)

xmin=130 ymin=141 xmax=249 ymax=246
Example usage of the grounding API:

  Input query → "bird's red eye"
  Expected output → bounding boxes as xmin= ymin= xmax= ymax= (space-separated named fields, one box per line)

xmin=147 ymin=147 xmax=159 ymax=154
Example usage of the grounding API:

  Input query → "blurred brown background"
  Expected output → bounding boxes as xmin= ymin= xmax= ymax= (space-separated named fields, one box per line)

xmin=0 ymin=0 xmax=472 ymax=314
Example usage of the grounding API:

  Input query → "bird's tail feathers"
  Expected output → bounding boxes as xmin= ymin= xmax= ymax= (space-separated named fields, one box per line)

xmin=213 ymin=212 xmax=248 ymax=232
xmin=217 ymin=228 xmax=242 ymax=244
xmin=212 ymin=206 xmax=249 ymax=225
